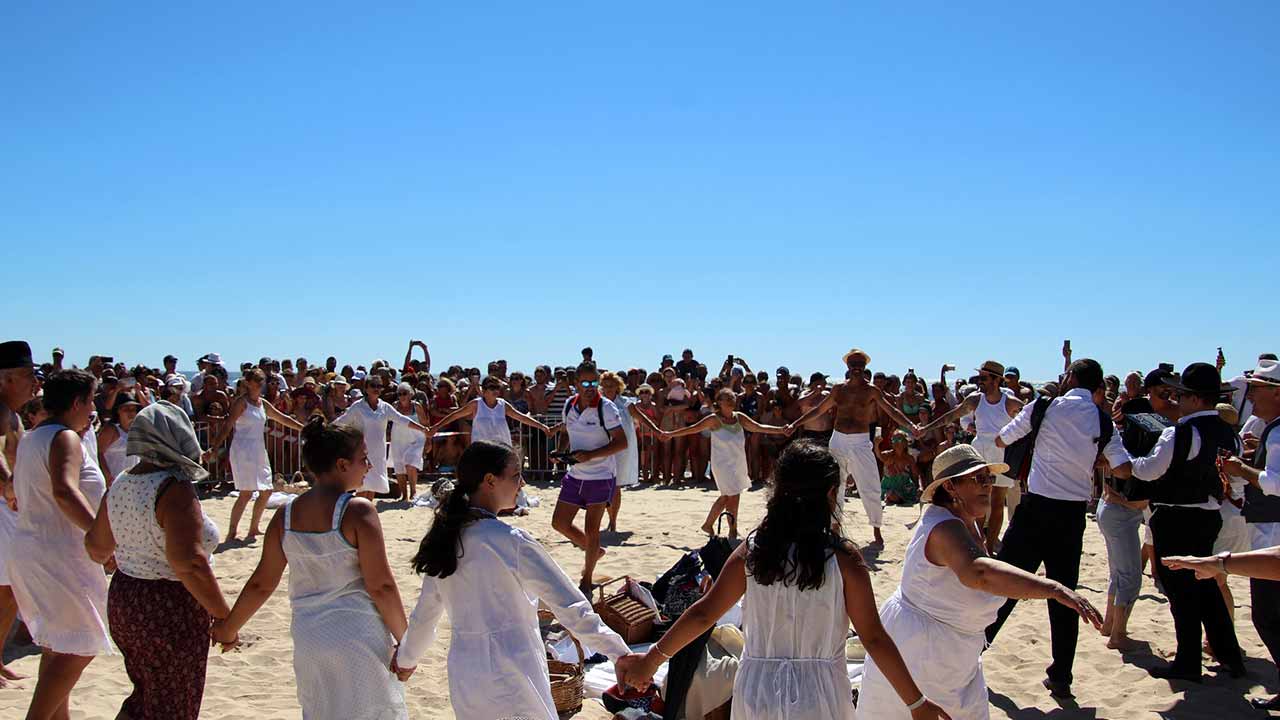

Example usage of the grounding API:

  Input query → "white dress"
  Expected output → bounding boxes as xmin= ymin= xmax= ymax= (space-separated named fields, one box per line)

xmin=284 ymin=493 xmax=407 ymax=720
xmin=8 ymin=424 xmax=113 ymax=656
xmin=335 ymin=400 xmax=417 ymax=493
xmin=710 ymin=417 xmax=751 ymax=496
xmin=734 ymin=542 xmax=853 ymax=720
xmin=397 ymin=515 xmax=630 ymax=719
xmin=612 ymin=395 xmax=640 ymax=488
xmin=470 ymin=397 xmax=513 ymax=446
xmin=102 ymin=424 xmax=139 ymax=480
xmin=230 ymin=399 xmax=273 ymax=491
xmin=389 ymin=403 xmax=426 ymax=474
xmin=857 ymin=505 xmax=1006 ymax=720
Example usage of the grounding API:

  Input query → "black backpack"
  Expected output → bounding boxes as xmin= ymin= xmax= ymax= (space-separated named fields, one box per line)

xmin=1003 ymin=396 xmax=1113 ymax=487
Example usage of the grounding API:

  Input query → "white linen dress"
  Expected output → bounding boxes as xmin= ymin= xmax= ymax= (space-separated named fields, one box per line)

xmin=397 ymin=514 xmax=630 ymax=719
xmin=734 ymin=541 xmax=853 ymax=719
xmin=709 ymin=417 xmax=750 ymax=496
xmin=8 ymin=424 xmax=113 ymax=656
xmin=335 ymin=399 xmax=417 ymax=494
xmin=284 ymin=493 xmax=407 ymax=720
xmin=856 ymin=505 xmax=1006 ymax=720
xmin=230 ymin=399 xmax=273 ymax=491
xmin=612 ymin=395 xmax=640 ymax=488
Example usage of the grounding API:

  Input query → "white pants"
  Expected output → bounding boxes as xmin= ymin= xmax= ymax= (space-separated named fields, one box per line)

xmin=830 ymin=431 xmax=882 ymax=529
xmin=974 ymin=433 xmax=1020 ymax=519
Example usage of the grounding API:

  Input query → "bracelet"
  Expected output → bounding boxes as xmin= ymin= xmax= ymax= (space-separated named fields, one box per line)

xmin=652 ymin=644 xmax=673 ymax=660
xmin=906 ymin=695 xmax=928 ymax=711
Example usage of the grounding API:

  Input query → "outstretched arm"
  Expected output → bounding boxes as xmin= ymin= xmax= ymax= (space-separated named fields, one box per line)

xmin=787 ymin=391 xmax=836 ymax=431
xmin=263 ymin=400 xmax=306 ymax=432
xmin=505 ymin=402 xmax=551 ymax=433
xmin=629 ymin=404 xmax=663 ymax=436
xmin=738 ymin=413 xmax=789 ymax=436
xmin=918 ymin=396 xmax=976 ymax=434
xmin=430 ymin=401 xmax=477 ymax=435
xmin=875 ymin=390 xmax=919 ymax=435
xmin=663 ymin=414 xmax=719 ymax=439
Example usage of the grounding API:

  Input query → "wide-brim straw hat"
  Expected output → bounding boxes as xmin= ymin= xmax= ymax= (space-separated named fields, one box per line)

xmin=976 ymin=360 xmax=1005 ymax=377
xmin=921 ymin=444 xmax=1009 ymax=502
xmin=843 ymin=348 xmax=871 ymax=366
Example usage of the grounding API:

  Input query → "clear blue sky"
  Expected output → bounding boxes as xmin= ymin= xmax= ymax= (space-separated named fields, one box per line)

xmin=4 ymin=2 xmax=1276 ymax=381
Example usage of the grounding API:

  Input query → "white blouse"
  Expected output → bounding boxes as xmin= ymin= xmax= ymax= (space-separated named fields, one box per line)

xmin=107 ymin=469 xmax=221 ymax=580
xmin=398 ymin=516 xmax=629 ymax=720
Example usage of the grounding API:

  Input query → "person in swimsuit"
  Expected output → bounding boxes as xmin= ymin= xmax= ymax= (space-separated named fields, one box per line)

xmin=636 ymin=385 xmax=661 ymax=482
xmin=880 ymin=430 xmax=921 ymax=506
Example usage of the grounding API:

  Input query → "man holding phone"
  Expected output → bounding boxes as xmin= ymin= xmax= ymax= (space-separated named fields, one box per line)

xmin=547 ymin=361 xmax=627 ymax=594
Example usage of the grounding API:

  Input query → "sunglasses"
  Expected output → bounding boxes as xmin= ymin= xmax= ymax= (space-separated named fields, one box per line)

xmin=580 ymin=380 xmax=600 ymax=388
xmin=962 ymin=469 xmax=996 ymax=487
xmin=367 ymin=383 xmax=384 ymax=390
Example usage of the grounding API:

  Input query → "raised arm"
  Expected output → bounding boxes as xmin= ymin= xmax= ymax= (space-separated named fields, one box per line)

xmin=738 ymin=413 xmax=789 ymax=436
xmin=263 ymin=399 xmax=306 ymax=432
xmin=663 ymin=413 xmax=719 ymax=439
xmin=505 ymin=402 xmax=551 ymax=433
xmin=919 ymin=396 xmax=977 ymax=435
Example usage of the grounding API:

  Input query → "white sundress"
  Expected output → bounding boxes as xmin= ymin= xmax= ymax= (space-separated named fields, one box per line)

xmin=612 ymin=395 xmax=640 ymax=488
xmin=735 ymin=542 xmax=853 ymax=720
xmin=284 ymin=493 xmax=407 ymax=720
xmin=230 ymin=399 xmax=273 ymax=491
xmin=8 ymin=424 xmax=113 ymax=656
xmin=710 ymin=417 xmax=751 ymax=496
xmin=856 ymin=505 xmax=1006 ymax=720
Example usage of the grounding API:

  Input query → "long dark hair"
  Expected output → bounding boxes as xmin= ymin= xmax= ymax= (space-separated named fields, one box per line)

xmin=746 ymin=441 xmax=860 ymax=591
xmin=411 ymin=441 xmax=517 ymax=579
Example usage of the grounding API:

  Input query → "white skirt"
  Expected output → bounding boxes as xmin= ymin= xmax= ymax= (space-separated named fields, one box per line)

xmin=231 ymin=439 xmax=273 ymax=491
xmin=0 ymin=504 xmax=16 ymax=585
xmin=7 ymin=531 xmax=113 ymax=656
xmin=391 ymin=437 xmax=426 ymax=474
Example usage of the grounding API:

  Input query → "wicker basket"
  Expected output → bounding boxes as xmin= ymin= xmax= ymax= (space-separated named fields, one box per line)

xmin=592 ymin=576 xmax=658 ymax=645
xmin=546 ymin=631 xmax=585 ymax=717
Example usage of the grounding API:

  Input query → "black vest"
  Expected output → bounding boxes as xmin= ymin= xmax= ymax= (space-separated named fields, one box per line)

xmin=1147 ymin=414 xmax=1234 ymax=506
xmin=1244 ymin=417 xmax=1280 ymax=523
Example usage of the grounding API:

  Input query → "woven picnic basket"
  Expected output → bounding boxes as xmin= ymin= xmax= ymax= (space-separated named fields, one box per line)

xmin=592 ymin=575 xmax=658 ymax=645
xmin=546 ymin=630 xmax=585 ymax=717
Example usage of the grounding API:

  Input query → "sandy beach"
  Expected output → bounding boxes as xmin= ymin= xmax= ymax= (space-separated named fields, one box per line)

xmin=2 ymin=479 xmax=1274 ymax=719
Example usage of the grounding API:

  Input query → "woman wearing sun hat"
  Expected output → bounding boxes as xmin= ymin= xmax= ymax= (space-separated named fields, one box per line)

xmin=856 ymin=444 xmax=1103 ymax=719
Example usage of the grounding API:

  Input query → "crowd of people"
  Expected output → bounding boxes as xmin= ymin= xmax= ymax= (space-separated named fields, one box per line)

xmin=1 ymin=336 xmax=1278 ymax=719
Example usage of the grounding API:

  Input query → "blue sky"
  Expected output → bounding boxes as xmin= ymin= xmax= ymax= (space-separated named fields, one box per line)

xmin=4 ymin=2 xmax=1276 ymax=381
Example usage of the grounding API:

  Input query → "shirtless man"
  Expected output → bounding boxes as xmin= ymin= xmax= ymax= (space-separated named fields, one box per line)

xmin=788 ymin=349 xmax=920 ymax=547
xmin=0 ymin=340 xmax=38 ymax=687
xmin=795 ymin=372 xmax=834 ymax=446
xmin=773 ymin=367 xmax=802 ymax=424
xmin=919 ymin=360 xmax=1024 ymax=551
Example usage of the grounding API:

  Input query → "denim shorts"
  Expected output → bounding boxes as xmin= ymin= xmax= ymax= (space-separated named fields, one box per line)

xmin=558 ymin=475 xmax=616 ymax=507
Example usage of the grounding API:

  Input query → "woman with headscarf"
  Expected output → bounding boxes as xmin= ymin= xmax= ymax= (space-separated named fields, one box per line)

xmin=85 ymin=401 xmax=228 ymax=720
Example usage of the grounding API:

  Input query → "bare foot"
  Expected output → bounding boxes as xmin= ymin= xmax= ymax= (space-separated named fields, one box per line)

xmin=246 ymin=530 xmax=262 ymax=541
xmin=0 ymin=665 xmax=25 ymax=681
xmin=700 ymin=523 xmax=716 ymax=535
xmin=594 ymin=546 xmax=607 ymax=561
xmin=870 ymin=529 xmax=885 ymax=548
xmin=606 ymin=524 xmax=618 ymax=533
xmin=1109 ymin=635 xmax=1142 ymax=652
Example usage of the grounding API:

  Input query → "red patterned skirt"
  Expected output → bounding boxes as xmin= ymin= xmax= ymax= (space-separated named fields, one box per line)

xmin=108 ymin=571 xmax=211 ymax=720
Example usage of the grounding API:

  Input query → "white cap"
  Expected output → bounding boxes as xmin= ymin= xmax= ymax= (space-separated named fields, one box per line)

xmin=206 ymin=352 xmax=223 ymax=365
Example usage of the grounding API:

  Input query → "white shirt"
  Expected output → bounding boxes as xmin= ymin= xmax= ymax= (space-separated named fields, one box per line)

xmin=398 ymin=517 xmax=629 ymax=719
xmin=334 ymin=399 xmax=417 ymax=492
xmin=1125 ymin=410 xmax=1221 ymax=510
xmin=1249 ymin=415 xmax=1280 ymax=499
xmin=563 ymin=395 xmax=622 ymax=481
xmin=1229 ymin=375 xmax=1253 ymax=430
xmin=999 ymin=388 xmax=1127 ymax=502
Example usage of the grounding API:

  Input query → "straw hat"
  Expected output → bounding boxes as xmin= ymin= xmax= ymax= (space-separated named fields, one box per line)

xmin=921 ymin=444 xmax=1009 ymax=503
xmin=1216 ymin=403 xmax=1240 ymax=426
xmin=842 ymin=348 xmax=871 ymax=366
xmin=976 ymin=360 xmax=1005 ymax=378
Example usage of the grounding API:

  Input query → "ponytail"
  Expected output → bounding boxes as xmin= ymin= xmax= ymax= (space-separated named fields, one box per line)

xmin=411 ymin=440 xmax=517 ymax=578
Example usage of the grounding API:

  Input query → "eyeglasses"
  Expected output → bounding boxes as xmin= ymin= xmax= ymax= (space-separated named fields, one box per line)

xmin=367 ymin=383 xmax=384 ymax=390
xmin=580 ymin=380 xmax=600 ymax=388
xmin=965 ymin=469 xmax=996 ymax=487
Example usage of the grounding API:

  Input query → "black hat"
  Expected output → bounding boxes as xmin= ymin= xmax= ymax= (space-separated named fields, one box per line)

xmin=163 ymin=354 xmax=178 ymax=363
xmin=1163 ymin=362 xmax=1235 ymax=397
xmin=1143 ymin=366 xmax=1176 ymax=390
xmin=0 ymin=341 xmax=35 ymax=370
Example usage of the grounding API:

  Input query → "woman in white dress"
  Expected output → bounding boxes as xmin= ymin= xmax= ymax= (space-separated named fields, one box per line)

xmin=615 ymin=441 xmax=949 ymax=720
xmin=8 ymin=369 xmax=114 ymax=719
xmin=600 ymin=371 xmax=663 ymax=532
xmin=204 ymin=368 xmax=305 ymax=540
xmin=96 ymin=396 xmax=141 ymax=485
xmin=393 ymin=441 xmax=630 ymax=720
xmin=334 ymin=375 xmax=430 ymax=500
xmin=427 ymin=375 xmax=550 ymax=448
xmin=857 ymin=445 xmax=1103 ymax=719
xmin=213 ymin=417 xmax=410 ymax=719
xmin=389 ymin=382 xmax=430 ymax=502
xmin=661 ymin=388 xmax=790 ymax=538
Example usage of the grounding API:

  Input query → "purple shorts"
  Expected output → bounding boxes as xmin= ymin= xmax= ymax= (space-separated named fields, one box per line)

xmin=558 ymin=475 xmax=617 ymax=507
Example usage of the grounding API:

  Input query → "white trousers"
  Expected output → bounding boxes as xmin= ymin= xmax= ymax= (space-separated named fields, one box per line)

xmin=830 ymin=431 xmax=882 ymax=529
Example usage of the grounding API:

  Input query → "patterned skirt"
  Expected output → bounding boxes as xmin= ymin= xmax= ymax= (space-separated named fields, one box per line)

xmin=108 ymin=571 xmax=211 ymax=720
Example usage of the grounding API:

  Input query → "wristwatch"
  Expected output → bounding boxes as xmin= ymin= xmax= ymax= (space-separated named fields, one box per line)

xmin=1216 ymin=551 xmax=1232 ymax=575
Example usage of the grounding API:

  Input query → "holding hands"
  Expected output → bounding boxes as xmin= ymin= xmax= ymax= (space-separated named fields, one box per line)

xmin=209 ymin=618 xmax=241 ymax=653
xmin=390 ymin=647 xmax=416 ymax=682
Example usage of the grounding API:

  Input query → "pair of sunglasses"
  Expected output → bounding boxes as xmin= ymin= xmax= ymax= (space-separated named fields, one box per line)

xmin=580 ymin=380 xmax=600 ymax=388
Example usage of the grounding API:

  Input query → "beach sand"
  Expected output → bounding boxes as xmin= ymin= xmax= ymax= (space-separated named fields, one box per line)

xmin=2 ymin=479 xmax=1274 ymax=719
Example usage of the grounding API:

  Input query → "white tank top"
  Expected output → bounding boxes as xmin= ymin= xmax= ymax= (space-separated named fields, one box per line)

xmin=973 ymin=390 xmax=1014 ymax=437
xmin=231 ymin=399 xmax=267 ymax=447
xmin=102 ymin=425 xmax=139 ymax=478
xmin=14 ymin=424 xmax=106 ymax=540
xmin=897 ymin=505 xmax=1005 ymax=634
xmin=471 ymin=398 xmax=513 ymax=446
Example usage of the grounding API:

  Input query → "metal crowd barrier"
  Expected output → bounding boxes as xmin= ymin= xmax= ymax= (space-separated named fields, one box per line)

xmin=192 ymin=419 xmax=305 ymax=492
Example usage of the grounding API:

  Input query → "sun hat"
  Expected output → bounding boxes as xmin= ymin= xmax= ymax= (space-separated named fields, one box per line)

xmin=921 ymin=444 xmax=1009 ymax=503
xmin=842 ymin=348 xmax=871 ymax=366
xmin=1216 ymin=403 xmax=1240 ymax=426
xmin=1246 ymin=358 xmax=1280 ymax=388
xmin=977 ymin=360 xmax=1005 ymax=377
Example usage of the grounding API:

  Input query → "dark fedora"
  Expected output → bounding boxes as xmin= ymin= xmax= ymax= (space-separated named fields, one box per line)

xmin=1162 ymin=362 xmax=1235 ymax=398
xmin=0 ymin=341 xmax=35 ymax=371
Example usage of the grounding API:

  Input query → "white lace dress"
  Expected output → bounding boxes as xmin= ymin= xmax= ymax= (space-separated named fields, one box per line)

xmin=284 ymin=493 xmax=406 ymax=719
